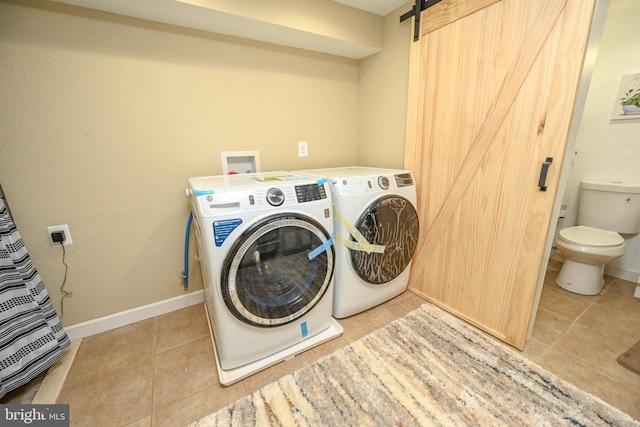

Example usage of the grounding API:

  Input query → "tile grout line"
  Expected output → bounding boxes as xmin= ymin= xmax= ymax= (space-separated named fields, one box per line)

xmin=150 ymin=315 xmax=158 ymax=426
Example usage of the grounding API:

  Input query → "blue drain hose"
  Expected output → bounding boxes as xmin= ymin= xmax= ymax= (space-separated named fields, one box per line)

xmin=183 ymin=211 xmax=193 ymax=288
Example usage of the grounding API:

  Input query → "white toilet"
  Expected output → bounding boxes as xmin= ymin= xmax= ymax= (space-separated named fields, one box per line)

xmin=555 ymin=180 xmax=640 ymax=295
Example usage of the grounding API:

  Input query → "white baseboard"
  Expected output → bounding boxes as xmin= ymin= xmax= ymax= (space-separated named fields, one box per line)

xmin=605 ymin=264 xmax=640 ymax=284
xmin=64 ymin=290 xmax=205 ymax=341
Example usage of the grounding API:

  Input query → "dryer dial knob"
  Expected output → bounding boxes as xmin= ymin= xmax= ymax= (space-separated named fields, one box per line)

xmin=267 ymin=188 xmax=285 ymax=206
xmin=378 ymin=176 xmax=390 ymax=190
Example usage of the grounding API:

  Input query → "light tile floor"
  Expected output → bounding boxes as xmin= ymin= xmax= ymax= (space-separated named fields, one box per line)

xmin=55 ymin=291 xmax=426 ymax=426
xmin=5 ymin=262 xmax=639 ymax=425
xmin=523 ymin=260 xmax=640 ymax=421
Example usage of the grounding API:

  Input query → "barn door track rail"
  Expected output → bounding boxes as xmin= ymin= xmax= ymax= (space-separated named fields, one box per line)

xmin=400 ymin=0 xmax=444 ymax=41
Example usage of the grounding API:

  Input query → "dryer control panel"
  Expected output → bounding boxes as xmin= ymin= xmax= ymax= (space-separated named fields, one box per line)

xmin=329 ymin=172 xmax=415 ymax=197
xmin=395 ymin=173 xmax=414 ymax=187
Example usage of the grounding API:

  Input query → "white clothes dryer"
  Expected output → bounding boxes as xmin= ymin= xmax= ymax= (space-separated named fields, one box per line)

xmin=187 ymin=172 xmax=342 ymax=385
xmin=299 ymin=167 xmax=419 ymax=318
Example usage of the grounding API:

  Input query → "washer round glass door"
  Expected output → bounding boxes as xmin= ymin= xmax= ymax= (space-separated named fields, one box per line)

xmin=221 ymin=213 xmax=334 ymax=327
xmin=350 ymin=195 xmax=419 ymax=284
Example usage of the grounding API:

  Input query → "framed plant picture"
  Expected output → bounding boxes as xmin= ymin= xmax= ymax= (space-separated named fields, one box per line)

xmin=611 ymin=72 xmax=640 ymax=120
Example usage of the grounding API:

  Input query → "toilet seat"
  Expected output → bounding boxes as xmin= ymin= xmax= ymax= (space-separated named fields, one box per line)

xmin=558 ymin=225 xmax=624 ymax=247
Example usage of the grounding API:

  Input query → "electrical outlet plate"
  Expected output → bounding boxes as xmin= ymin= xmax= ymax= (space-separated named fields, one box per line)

xmin=47 ymin=224 xmax=73 ymax=246
xmin=298 ymin=141 xmax=308 ymax=157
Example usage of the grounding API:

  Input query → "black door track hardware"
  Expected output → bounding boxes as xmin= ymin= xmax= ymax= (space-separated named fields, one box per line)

xmin=400 ymin=0 xmax=444 ymax=41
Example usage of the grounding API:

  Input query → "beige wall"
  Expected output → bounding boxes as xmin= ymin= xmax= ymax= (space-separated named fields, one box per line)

xmin=0 ymin=0 xmax=411 ymax=326
xmin=357 ymin=3 xmax=411 ymax=168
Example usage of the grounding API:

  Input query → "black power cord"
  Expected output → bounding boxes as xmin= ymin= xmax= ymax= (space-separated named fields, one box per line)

xmin=51 ymin=231 xmax=72 ymax=319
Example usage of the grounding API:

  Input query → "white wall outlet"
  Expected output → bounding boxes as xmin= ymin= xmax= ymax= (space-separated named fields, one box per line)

xmin=47 ymin=224 xmax=73 ymax=246
xmin=298 ymin=141 xmax=309 ymax=157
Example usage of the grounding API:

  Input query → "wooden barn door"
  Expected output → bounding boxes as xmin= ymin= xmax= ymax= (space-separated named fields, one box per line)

xmin=404 ymin=0 xmax=597 ymax=349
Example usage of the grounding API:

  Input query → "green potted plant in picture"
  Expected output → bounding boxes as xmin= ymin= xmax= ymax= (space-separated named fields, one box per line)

xmin=620 ymin=85 xmax=640 ymax=115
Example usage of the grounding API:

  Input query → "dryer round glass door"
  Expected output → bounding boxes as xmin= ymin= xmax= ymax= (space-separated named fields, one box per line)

xmin=221 ymin=213 xmax=334 ymax=327
xmin=350 ymin=195 xmax=419 ymax=284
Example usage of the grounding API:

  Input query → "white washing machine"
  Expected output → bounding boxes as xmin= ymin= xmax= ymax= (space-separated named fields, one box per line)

xmin=299 ymin=167 xmax=419 ymax=318
xmin=187 ymin=171 xmax=342 ymax=385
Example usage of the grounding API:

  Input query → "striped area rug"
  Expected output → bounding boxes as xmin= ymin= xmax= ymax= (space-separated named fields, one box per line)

xmin=191 ymin=303 xmax=638 ymax=426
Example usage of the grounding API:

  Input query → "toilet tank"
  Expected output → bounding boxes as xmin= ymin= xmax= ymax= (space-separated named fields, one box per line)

xmin=578 ymin=180 xmax=640 ymax=234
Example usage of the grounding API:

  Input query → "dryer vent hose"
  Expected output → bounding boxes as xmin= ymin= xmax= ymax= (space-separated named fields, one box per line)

xmin=183 ymin=211 xmax=194 ymax=288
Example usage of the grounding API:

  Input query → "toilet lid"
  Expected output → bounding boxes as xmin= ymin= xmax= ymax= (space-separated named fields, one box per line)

xmin=558 ymin=226 xmax=624 ymax=246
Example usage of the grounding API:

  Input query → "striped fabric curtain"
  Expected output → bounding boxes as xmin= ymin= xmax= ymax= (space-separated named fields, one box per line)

xmin=0 ymin=198 xmax=70 ymax=399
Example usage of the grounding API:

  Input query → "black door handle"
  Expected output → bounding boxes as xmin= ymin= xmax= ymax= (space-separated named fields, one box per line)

xmin=538 ymin=157 xmax=553 ymax=191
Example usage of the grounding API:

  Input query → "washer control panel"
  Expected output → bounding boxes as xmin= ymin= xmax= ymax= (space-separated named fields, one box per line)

xmin=190 ymin=179 xmax=330 ymax=216
xmin=295 ymin=183 xmax=328 ymax=203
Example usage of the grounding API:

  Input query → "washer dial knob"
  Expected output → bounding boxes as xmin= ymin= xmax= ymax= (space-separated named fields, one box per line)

xmin=267 ymin=188 xmax=285 ymax=206
xmin=378 ymin=176 xmax=390 ymax=190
